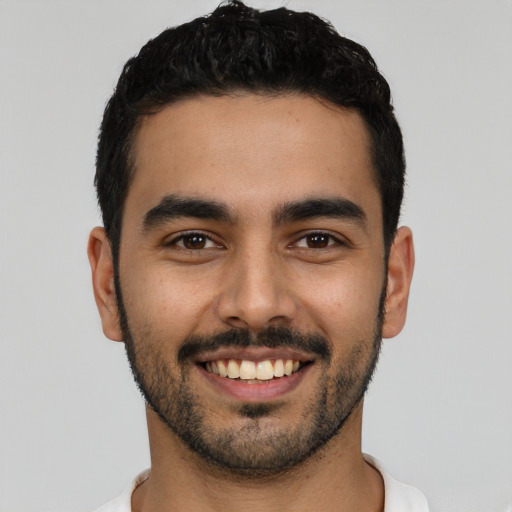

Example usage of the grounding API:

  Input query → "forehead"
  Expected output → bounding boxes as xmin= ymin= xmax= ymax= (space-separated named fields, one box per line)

xmin=126 ymin=93 xmax=381 ymax=226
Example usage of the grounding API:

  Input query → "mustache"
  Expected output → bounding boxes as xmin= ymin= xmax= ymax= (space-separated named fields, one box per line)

xmin=178 ymin=326 xmax=331 ymax=364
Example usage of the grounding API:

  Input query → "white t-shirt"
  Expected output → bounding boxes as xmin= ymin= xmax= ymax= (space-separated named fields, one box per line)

xmin=94 ymin=455 xmax=429 ymax=512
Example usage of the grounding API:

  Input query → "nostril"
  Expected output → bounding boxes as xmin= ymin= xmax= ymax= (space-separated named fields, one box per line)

xmin=215 ymin=281 xmax=297 ymax=331
xmin=225 ymin=316 xmax=249 ymax=329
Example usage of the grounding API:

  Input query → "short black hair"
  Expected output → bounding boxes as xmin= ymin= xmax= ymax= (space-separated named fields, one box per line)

xmin=95 ymin=0 xmax=405 ymax=264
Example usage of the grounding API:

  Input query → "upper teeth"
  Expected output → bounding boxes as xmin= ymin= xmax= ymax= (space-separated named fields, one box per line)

xmin=205 ymin=359 xmax=301 ymax=380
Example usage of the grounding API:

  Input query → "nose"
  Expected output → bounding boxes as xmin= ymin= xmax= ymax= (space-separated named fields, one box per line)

xmin=215 ymin=248 xmax=297 ymax=331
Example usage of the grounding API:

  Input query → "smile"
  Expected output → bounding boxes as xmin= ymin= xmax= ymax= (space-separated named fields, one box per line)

xmin=203 ymin=358 xmax=304 ymax=382
xmin=196 ymin=347 xmax=315 ymax=401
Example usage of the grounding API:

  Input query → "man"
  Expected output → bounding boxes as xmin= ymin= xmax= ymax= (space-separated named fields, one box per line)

xmin=88 ymin=1 xmax=425 ymax=510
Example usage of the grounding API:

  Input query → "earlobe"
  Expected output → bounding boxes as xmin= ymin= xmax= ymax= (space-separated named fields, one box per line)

xmin=87 ymin=227 xmax=124 ymax=342
xmin=382 ymin=226 xmax=415 ymax=339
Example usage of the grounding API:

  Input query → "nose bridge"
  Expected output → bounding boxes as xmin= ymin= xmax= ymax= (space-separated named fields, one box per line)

xmin=216 ymin=239 xmax=295 ymax=330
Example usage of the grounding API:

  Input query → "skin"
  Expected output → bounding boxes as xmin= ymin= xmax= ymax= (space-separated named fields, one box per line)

xmin=88 ymin=94 xmax=414 ymax=512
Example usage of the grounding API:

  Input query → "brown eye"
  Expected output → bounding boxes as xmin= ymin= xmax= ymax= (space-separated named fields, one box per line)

xmin=165 ymin=231 xmax=224 ymax=259
xmin=306 ymin=233 xmax=330 ymax=248
xmin=181 ymin=234 xmax=208 ymax=249
xmin=170 ymin=232 xmax=218 ymax=250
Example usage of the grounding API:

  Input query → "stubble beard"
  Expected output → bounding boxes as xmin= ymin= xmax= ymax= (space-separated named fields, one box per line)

xmin=115 ymin=273 xmax=385 ymax=477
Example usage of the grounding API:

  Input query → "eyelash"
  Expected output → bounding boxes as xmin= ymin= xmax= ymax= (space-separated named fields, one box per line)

xmin=291 ymin=231 xmax=345 ymax=249
xmin=166 ymin=231 xmax=220 ymax=250
xmin=166 ymin=230 xmax=345 ymax=250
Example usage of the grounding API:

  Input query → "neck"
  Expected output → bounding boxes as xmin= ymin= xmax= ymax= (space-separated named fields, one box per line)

xmin=132 ymin=403 xmax=384 ymax=512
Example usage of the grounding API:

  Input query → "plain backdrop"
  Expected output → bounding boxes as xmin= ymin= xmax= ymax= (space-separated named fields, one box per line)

xmin=1 ymin=1 xmax=511 ymax=511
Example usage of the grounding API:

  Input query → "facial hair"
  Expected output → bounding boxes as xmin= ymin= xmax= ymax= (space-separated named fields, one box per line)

xmin=115 ymin=273 xmax=384 ymax=476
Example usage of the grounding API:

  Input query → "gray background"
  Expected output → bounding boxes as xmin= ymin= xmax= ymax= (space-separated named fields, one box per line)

xmin=1 ymin=1 xmax=511 ymax=511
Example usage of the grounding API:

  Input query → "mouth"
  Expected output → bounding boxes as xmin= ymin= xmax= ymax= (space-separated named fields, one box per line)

xmin=195 ymin=348 xmax=315 ymax=402
xmin=201 ymin=358 xmax=309 ymax=383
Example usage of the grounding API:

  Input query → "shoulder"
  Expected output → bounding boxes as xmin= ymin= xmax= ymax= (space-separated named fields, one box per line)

xmin=364 ymin=454 xmax=430 ymax=512
xmin=92 ymin=470 xmax=150 ymax=512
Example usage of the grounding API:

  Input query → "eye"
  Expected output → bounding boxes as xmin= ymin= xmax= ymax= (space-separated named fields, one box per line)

xmin=293 ymin=232 xmax=341 ymax=249
xmin=169 ymin=232 xmax=221 ymax=250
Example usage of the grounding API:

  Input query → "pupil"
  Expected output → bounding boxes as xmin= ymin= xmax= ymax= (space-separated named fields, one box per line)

xmin=308 ymin=234 xmax=328 ymax=248
xmin=185 ymin=235 xmax=205 ymax=249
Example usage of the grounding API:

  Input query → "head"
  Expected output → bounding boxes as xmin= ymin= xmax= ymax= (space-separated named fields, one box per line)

xmin=95 ymin=0 xmax=405 ymax=268
xmin=89 ymin=1 xmax=413 ymax=476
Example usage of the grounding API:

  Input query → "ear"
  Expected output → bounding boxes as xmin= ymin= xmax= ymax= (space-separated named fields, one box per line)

xmin=87 ymin=227 xmax=123 ymax=341
xmin=382 ymin=226 xmax=415 ymax=339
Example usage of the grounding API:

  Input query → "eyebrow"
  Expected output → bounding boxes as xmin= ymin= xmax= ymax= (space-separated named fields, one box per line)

xmin=142 ymin=194 xmax=367 ymax=231
xmin=143 ymin=194 xmax=234 ymax=230
xmin=274 ymin=197 xmax=367 ymax=228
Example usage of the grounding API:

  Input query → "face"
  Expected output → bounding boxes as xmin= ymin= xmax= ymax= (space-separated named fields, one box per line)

xmin=90 ymin=94 xmax=413 ymax=474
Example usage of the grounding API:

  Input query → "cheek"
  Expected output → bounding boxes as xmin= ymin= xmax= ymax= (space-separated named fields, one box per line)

xmin=120 ymin=264 xmax=216 ymax=341
xmin=297 ymin=264 xmax=384 ymax=340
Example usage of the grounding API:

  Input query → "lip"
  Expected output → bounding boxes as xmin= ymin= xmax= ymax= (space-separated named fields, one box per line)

xmin=197 ymin=362 xmax=313 ymax=402
xmin=194 ymin=346 xmax=315 ymax=364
